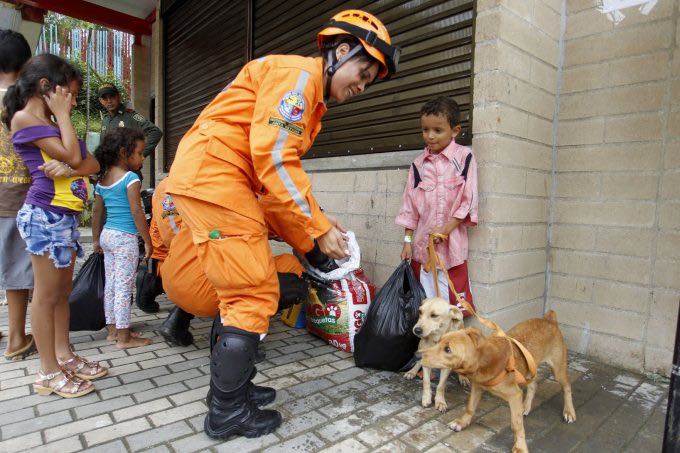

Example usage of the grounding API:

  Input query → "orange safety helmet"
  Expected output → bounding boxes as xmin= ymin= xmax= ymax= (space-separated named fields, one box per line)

xmin=317 ymin=9 xmax=400 ymax=80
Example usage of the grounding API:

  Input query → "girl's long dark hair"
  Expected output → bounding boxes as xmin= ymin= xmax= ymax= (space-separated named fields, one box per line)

xmin=1 ymin=53 xmax=82 ymax=128
xmin=94 ymin=127 xmax=144 ymax=178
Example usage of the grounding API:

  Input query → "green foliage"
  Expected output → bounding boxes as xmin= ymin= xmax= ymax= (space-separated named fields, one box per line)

xmin=69 ymin=57 xmax=128 ymax=122
xmin=71 ymin=110 xmax=103 ymax=138
xmin=79 ymin=198 xmax=94 ymax=227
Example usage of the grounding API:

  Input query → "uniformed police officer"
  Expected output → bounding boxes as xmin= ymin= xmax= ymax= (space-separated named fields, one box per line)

xmin=98 ymin=83 xmax=162 ymax=178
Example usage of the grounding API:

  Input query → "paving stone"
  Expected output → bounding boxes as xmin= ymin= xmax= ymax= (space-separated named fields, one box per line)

xmin=261 ymin=375 xmax=302 ymax=390
xmin=80 ymin=439 xmax=127 ymax=453
xmin=74 ymin=396 xmax=135 ymax=419
xmin=269 ymin=350 xmax=311 ymax=366
xmin=44 ymin=413 xmax=113 ymax=442
xmin=318 ymin=395 xmax=370 ymax=418
xmin=262 ymin=362 xmax=308 ymax=379
xmin=327 ymin=366 xmax=367 ymax=384
xmin=125 ymin=420 xmax=193 ymax=451
xmin=319 ymin=437 xmax=369 ymax=453
xmin=1 ymin=408 xmax=72 ymax=439
xmin=169 ymin=385 xmax=209 ymax=406
xmin=299 ymin=353 xmax=338 ymax=367
xmin=109 ymin=352 xmax=156 ymax=366
xmin=98 ymin=380 xmax=155 ymax=400
xmin=185 ymin=414 xmax=204 ymax=432
xmin=278 ymin=409 xmax=328 ymax=439
xmin=262 ymin=432 xmax=326 ymax=453
xmin=0 ymin=407 xmax=36 ymax=426
xmin=322 ymin=379 xmax=369 ymax=399
xmin=149 ymin=401 xmax=207 ymax=427
xmin=372 ymin=439 xmax=415 ymax=453
xmin=155 ymin=344 xmax=197 ymax=357
xmin=401 ymin=419 xmax=452 ymax=450
xmin=0 ymin=373 xmax=38 ymax=390
xmin=329 ymin=357 xmax=356 ymax=370
xmin=0 ymin=432 xmax=43 ymax=452
xmin=182 ymin=349 xmax=209 ymax=360
xmin=138 ymin=354 xmax=186 ymax=370
xmin=107 ymin=363 xmax=142 ymax=377
xmin=294 ymin=364 xmax=336 ymax=381
xmin=112 ymin=397 xmax=173 ymax=422
xmin=134 ymin=382 xmax=187 ymax=403
xmin=152 ymin=368 xmax=202 ymax=387
xmin=169 ymin=356 xmax=210 ymax=372
xmin=170 ymin=432 xmax=219 ymax=452
xmin=277 ymin=342 xmax=313 ymax=355
xmin=119 ymin=365 xmax=170 ymax=384
xmin=183 ymin=374 xmax=210 ymax=389
xmin=89 ymin=375 xmax=123 ymax=391
xmin=84 ymin=417 xmax=152 ymax=447
xmin=441 ymin=423 xmax=496 ymax=452
xmin=29 ymin=436 xmax=83 ymax=453
xmin=283 ymin=391 xmax=332 ymax=415
xmin=0 ymin=369 xmax=26 ymax=381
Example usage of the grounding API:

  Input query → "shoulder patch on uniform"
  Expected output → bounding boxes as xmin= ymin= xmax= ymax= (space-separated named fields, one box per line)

xmin=278 ymin=90 xmax=305 ymax=122
xmin=161 ymin=194 xmax=179 ymax=218
xmin=268 ymin=117 xmax=304 ymax=136
xmin=132 ymin=113 xmax=145 ymax=122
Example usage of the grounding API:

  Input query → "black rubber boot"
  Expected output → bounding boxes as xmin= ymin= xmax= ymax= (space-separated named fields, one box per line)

xmin=206 ymin=369 xmax=276 ymax=408
xmin=205 ymin=327 xmax=282 ymax=439
xmin=159 ymin=306 xmax=195 ymax=346
xmin=134 ymin=268 xmax=162 ymax=313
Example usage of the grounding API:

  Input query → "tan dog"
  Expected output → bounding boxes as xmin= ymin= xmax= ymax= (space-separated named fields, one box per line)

xmin=421 ymin=310 xmax=576 ymax=453
xmin=404 ymin=297 xmax=466 ymax=412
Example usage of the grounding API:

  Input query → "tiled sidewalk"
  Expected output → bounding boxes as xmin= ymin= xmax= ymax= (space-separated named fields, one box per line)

xmin=0 ymin=252 xmax=670 ymax=452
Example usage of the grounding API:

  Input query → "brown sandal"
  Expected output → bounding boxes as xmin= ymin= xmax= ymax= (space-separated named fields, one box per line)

xmin=34 ymin=369 xmax=95 ymax=398
xmin=58 ymin=354 xmax=108 ymax=380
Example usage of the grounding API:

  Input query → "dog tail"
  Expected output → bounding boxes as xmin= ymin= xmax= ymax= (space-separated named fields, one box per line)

xmin=544 ymin=310 xmax=558 ymax=323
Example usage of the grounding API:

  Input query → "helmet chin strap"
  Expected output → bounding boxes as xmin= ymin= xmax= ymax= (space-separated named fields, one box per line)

xmin=324 ymin=45 xmax=363 ymax=103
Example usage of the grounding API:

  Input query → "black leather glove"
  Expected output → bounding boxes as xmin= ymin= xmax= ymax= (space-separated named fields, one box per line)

xmin=304 ymin=240 xmax=339 ymax=273
xmin=277 ymin=272 xmax=309 ymax=311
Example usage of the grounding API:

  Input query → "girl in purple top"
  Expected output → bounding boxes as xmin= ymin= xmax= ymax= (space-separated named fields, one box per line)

xmin=2 ymin=54 xmax=107 ymax=399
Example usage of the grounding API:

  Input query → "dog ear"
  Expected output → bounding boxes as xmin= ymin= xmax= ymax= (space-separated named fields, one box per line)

xmin=465 ymin=328 xmax=484 ymax=347
xmin=450 ymin=306 xmax=464 ymax=321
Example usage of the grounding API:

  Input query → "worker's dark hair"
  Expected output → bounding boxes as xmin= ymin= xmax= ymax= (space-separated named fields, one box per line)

xmin=0 ymin=29 xmax=31 ymax=74
xmin=320 ymin=35 xmax=378 ymax=70
xmin=420 ymin=96 xmax=461 ymax=128
xmin=94 ymin=127 xmax=144 ymax=178
xmin=2 ymin=53 xmax=82 ymax=128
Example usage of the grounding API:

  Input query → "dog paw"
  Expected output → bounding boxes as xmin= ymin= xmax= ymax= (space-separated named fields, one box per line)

xmin=448 ymin=420 xmax=465 ymax=432
xmin=404 ymin=371 xmax=416 ymax=380
xmin=435 ymin=400 xmax=448 ymax=412
xmin=457 ymin=375 xmax=470 ymax=388
xmin=523 ymin=408 xmax=531 ymax=416
xmin=563 ymin=410 xmax=576 ymax=423
xmin=422 ymin=394 xmax=433 ymax=408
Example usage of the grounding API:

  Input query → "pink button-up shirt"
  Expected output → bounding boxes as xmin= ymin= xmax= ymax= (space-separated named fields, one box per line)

xmin=396 ymin=141 xmax=478 ymax=269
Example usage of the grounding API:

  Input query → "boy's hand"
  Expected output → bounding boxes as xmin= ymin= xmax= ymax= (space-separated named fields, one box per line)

xmin=431 ymin=225 xmax=449 ymax=244
xmin=43 ymin=85 xmax=73 ymax=119
xmin=401 ymin=242 xmax=413 ymax=261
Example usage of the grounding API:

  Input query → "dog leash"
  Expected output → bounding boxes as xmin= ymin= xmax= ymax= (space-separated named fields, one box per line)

xmin=425 ymin=233 xmax=537 ymax=386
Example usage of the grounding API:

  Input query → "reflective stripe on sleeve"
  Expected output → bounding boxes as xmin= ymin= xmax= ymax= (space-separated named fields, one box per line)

xmin=270 ymin=70 xmax=312 ymax=218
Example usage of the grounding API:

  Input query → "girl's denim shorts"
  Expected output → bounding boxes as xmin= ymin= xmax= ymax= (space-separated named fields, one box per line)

xmin=16 ymin=203 xmax=84 ymax=269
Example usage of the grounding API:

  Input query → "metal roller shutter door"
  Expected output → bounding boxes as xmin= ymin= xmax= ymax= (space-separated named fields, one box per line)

xmin=163 ymin=0 xmax=248 ymax=171
xmin=253 ymin=0 xmax=475 ymax=158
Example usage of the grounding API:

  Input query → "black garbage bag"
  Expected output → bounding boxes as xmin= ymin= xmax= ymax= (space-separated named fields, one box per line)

xmin=69 ymin=253 xmax=106 ymax=331
xmin=353 ymin=260 xmax=425 ymax=371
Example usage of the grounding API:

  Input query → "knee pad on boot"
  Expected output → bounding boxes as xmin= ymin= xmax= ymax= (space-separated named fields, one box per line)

xmin=210 ymin=327 xmax=259 ymax=394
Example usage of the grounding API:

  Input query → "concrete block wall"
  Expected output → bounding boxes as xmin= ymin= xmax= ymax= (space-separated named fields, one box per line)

xmin=470 ymin=0 xmax=562 ymax=327
xmin=550 ymin=0 xmax=679 ymax=374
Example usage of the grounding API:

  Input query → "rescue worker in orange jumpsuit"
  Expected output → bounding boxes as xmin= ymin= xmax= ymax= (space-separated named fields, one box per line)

xmin=163 ymin=10 xmax=400 ymax=439
xmin=145 ymin=179 xmax=316 ymax=347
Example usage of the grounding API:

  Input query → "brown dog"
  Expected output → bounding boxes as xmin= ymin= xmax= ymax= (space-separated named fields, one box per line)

xmin=404 ymin=297 xmax=466 ymax=412
xmin=421 ymin=310 xmax=576 ymax=453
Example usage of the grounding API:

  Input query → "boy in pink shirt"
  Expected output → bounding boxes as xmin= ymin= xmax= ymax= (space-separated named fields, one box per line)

xmin=396 ymin=97 xmax=478 ymax=316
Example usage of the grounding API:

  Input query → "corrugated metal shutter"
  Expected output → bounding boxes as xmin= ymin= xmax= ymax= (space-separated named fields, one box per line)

xmin=253 ymin=0 xmax=475 ymax=158
xmin=162 ymin=0 xmax=248 ymax=171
